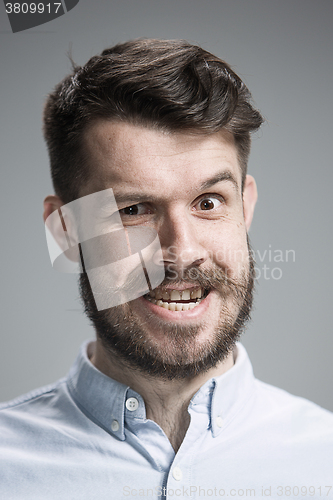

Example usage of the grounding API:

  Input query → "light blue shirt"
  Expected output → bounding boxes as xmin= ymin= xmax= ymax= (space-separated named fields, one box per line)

xmin=1 ymin=341 xmax=333 ymax=499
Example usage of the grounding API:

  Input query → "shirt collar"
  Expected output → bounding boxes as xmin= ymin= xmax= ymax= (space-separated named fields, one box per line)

xmin=67 ymin=341 xmax=255 ymax=440
xmin=210 ymin=343 xmax=256 ymax=437
xmin=67 ymin=340 xmax=129 ymax=441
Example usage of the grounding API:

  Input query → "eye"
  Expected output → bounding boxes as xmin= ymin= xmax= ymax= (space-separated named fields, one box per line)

xmin=119 ymin=204 xmax=151 ymax=216
xmin=195 ymin=196 xmax=223 ymax=211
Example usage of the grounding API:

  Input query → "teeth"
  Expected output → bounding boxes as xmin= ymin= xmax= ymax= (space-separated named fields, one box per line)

xmin=190 ymin=288 xmax=202 ymax=299
xmin=148 ymin=299 xmax=200 ymax=311
xmin=181 ymin=290 xmax=191 ymax=300
xmin=152 ymin=287 xmax=203 ymax=300
xmin=146 ymin=287 xmax=205 ymax=311
xmin=170 ymin=290 xmax=182 ymax=301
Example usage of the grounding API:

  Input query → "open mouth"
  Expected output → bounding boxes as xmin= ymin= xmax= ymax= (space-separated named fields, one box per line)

xmin=144 ymin=286 xmax=210 ymax=311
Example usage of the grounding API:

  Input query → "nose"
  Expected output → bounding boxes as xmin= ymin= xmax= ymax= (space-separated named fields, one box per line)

xmin=158 ymin=211 xmax=209 ymax=271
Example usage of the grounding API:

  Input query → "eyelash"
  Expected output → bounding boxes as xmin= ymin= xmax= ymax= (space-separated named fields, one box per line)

xmin=119 ymin=204 xmax=152 ymax=216
xmin=119 ymin=194 xmax=225 ymax=218
xmin=193 ymin=195 xmax=224 ymax=212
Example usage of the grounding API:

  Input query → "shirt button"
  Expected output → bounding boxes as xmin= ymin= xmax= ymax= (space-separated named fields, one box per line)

xmin=126 ymin=397 xmax=139 ymax=411
xmin=216 ymin=416 xmax=223 ymax=428
xmin=111 ymin=420 xmax=119 ymax=432
xmin=172 ymin=466 xmax=183 ymax=481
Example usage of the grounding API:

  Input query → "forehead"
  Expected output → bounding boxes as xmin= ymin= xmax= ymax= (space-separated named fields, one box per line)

xmin=82 ymin=120 xmax=241 ymax=196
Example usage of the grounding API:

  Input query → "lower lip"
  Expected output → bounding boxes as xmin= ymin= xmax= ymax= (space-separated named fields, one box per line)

xmin=138 ymin=291 xmax=212 ymax=321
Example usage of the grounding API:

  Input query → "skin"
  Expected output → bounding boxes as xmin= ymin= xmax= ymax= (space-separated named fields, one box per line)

xmin=43 ymin=121 xmax=257 ymax=451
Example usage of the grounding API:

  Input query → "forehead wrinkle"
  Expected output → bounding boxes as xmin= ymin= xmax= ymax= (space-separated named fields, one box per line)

xmin=115 ymin=143 xmax=239 ymax=164
xmin=112 ymin=169 xmax=239 ymax=206
xmin=102 ymin=146 xmax=239 ymax=175
xmin=131 ymin=144 xmax=233 ymax=158
xmin=87 ymin=121 xmax=237 ymax=161
xmin=83 ymin=121 xmax=242 ymax=196
xmin=96 ymin=146 xmax=240 ymax=198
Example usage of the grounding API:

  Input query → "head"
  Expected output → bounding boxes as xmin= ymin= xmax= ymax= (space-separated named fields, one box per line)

xmin=43 ymin=38 xmax=263 ymax=204
xmin=43 ymin=39 xmax=263 ymax=379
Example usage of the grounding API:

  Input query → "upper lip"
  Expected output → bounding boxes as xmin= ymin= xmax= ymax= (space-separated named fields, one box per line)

xmin=154 ymin=284 xmax=202 ymax=291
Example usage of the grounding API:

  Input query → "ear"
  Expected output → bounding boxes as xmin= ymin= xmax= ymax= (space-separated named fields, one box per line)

xmin=243 ymin=175 xmax=257 ymax=231
xmin=43 ymin=195 xmax=64 ymax=223
xmin=43 ymin=195 xmax=80 ymax=266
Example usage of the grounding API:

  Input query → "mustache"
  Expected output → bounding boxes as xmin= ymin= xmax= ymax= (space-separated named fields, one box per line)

xmin=157 ymin=264 xmax=251 ymax=300
xmin=86 ymin=250 xmax=254 ymax=305
xmin=108 ymin=261 xmax=248 ymax=299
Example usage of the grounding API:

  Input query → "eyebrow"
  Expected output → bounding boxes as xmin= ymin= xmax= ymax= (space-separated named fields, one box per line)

xmin=111 ymin=170 xmax=239 ymax=205
xmin=199 ymin=170 xmax=239 ymax=192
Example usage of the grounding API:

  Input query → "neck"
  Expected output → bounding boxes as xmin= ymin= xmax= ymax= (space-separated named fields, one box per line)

xmin=90 ymin=339 xmax=234 ymax=452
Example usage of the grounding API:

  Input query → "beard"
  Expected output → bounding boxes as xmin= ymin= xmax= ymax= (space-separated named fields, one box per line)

xmin=79 ymin=241 xmax=255 ymax=380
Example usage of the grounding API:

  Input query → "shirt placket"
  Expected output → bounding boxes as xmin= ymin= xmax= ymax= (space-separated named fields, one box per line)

xmin=163 ymin=387 xmax=213 ymax=500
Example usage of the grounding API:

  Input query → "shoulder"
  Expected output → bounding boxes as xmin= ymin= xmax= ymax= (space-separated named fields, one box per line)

xmin=255 ymin=378 xmax=333 ymax=415
xmin=0 ymin=379 xmax=65 ymax=408
xmin=0 ymin=378 xmax=67 ymax=414
xmin=0 ymin=375 xmax=99 ymax=461
xmin=0 ymin=378 xmax=75 ymax=439
xmin=234 ymin=343 xmax=333 ymax=433
xmin=252 ymin=378 xmax=333 ymax=441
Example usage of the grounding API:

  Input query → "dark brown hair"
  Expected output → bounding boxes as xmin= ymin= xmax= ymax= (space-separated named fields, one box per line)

xmin=43 ymin=39 xmax=263 ymax=203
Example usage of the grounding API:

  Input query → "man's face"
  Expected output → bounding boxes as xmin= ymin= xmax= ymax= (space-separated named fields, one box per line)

xmin=79 ymin=121 xmax=257 ymax=379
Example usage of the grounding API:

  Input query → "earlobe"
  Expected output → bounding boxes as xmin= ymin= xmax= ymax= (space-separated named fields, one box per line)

xmin=243 ymin=175 xmax=258 ymax=231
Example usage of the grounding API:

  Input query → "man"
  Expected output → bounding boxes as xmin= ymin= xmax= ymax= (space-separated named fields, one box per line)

xmin=1 ymin=39 xmax=332 ymax=499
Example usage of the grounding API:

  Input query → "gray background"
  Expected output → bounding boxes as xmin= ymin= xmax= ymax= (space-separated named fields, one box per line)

xmin=1 ymin=0 xmax=332 ymax=410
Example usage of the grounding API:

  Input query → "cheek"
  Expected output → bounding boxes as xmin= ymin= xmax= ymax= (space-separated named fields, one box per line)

xmin=206 ymin=223 xmax=249 ymax=275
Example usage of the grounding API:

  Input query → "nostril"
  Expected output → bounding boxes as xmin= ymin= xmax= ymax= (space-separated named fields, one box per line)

xmin=192 ymin=258 xmax=206 ymax=267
